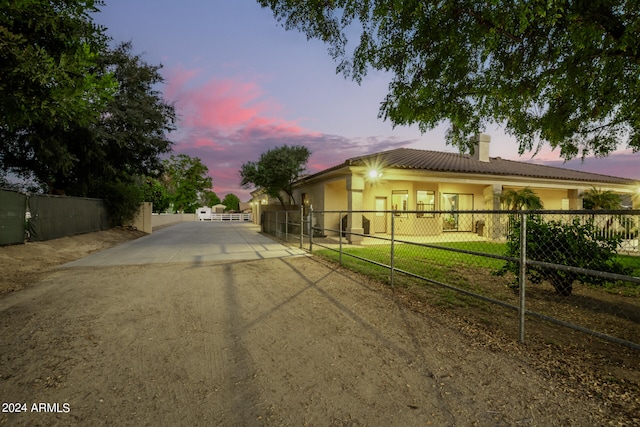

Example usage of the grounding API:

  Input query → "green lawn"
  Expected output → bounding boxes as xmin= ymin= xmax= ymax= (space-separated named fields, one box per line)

xmin=314 ymin=241 xmax=640 ymax=295
xmin=618 ymin=254 xmax=640 ymax=277
xmin=314 ymin=241 xmax=507 ymax=287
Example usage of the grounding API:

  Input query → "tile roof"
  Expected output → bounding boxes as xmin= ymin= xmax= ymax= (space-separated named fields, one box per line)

xmin=341 ymin=148 xmax=635 ymax=185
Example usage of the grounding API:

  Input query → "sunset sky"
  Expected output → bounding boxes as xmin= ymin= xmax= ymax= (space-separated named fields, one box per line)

xmin=94 ymin=0 xmax=640 ymax=201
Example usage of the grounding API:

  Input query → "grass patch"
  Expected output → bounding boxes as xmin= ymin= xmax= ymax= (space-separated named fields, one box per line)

xmin=315 ymin=248 xmax=392 ymax=284
xmin=313 ymin=243 xmax=501 ymax=297
xmin=315 ymin=242 xmax=507 ymax=277
xmin=314 ymin=241 xmax=640 ymax=297
xmin=617 ymin=253 xmax=640 ymax=277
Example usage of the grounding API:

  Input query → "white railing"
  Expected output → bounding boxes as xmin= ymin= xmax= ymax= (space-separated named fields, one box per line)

xmin=202 ymin=213 xmax=253 ymax=221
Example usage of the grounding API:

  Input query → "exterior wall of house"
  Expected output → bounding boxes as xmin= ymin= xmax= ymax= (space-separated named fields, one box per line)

xmin=289 ymin=165 xmax=638 ymax=240
xmin=535 ymin=188 xmax=573 ymax=210
xmin=360 ymin=180 xmax=488 ymax=236
xmin=292 ymin=178 xmax=347 ymax=237
xmin=324 ymin=179 xmax=347 ymax=236
xmin=325 ymin=180 xmax=346 ymax=210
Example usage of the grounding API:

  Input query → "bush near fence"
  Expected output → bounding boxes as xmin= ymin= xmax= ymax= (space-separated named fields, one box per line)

xmin=263 ymin=208 xmax=640 ymax=350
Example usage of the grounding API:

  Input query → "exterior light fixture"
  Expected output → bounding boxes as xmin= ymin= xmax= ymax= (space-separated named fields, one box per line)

xmin=368 ymin=169 xmax=381 ymax=179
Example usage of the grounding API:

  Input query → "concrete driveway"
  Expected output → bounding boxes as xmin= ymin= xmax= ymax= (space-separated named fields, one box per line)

xmin=63 ymin=222 xmax=307 ymax=267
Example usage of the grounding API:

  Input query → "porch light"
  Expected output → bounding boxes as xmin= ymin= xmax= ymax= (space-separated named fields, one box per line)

xmin=368 ymin=169 xmax=382 ymax=179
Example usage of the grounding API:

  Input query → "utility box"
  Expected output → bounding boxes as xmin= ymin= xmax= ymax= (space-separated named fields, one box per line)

xmin=476 ymin=220 xmax=485 ymax=236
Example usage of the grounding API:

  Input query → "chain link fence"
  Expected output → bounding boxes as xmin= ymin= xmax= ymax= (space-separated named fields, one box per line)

xmin=262 ymin=208 xmax=640 ymax=350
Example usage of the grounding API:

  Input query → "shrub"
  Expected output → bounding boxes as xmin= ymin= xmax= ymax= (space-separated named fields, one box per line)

xmin=498 ymin=215 xmax=631 ymax=296
xmin=99 ymin=181 xmax=143 ymax=227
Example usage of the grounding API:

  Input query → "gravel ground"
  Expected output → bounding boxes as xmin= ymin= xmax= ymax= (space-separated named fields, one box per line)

xmin=0 ymin=228 xmax=637 ymax=426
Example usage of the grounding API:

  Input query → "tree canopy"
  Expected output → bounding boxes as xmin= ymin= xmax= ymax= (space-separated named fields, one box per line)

xmin=1 ymin=2 xmax=175 ymax=196
xmin=240 ymin=144 xmax=311 ymax=208
xmin=1 ymin=2 xmax=176 ymax=225
xmin=1 ymin=0 xmax=115 ymax=149
xmin=257 ymin=0 xmax=640 ymax=159
xmin=222 ymin=193 xmax=241 ymax=211
xmin=49 ymin=42 xmax=174 ymax=195
xmin=163 ymin=154 xmax=213 ymax=213
xmin=142 ymin=177 xmax=171 ymax=213
xmin=199 ymin=190 xmax=221 ymax=207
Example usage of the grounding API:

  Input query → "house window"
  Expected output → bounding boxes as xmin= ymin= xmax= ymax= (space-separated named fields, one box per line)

xmin=392 ymin=190 xmax=408 ymax=217
xmin=416 ymin=190 xmax=435 ymax=217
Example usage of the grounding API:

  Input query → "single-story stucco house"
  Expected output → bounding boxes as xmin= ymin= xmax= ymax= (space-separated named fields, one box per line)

xmin=251 ymin=134 xmax=639 ymax=243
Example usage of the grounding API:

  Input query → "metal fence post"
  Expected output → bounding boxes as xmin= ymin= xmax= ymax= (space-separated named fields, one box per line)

xmin=309 ymin=205 xmax=313 ymax=253
xmin=339 ymin=210 xmax=343 ymax=265
xmin=300 ymin=205 xmax=304 ymax=249
xmin=390 ymin=211 xmax=395 ymax=289
xmin=285 ymin=210 xmax=289 ymax=242
xmin=518 ymin=212 xmax=527 ymax=344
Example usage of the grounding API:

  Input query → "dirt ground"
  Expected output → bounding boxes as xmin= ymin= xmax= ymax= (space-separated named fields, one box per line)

xmin=0 ymin=228 xmax=638 ymax=426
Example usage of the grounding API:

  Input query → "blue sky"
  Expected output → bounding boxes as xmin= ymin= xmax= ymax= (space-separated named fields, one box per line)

xmin=94 ymin=0 xmax=640 ymax=201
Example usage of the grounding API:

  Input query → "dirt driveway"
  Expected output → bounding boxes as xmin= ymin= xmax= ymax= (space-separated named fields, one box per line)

xmin=0 ymin=225 xmax=625 ymax=425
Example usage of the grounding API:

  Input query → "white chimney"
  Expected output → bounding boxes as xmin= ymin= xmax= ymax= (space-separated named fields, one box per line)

xmin=471 ymin=133 xmax=491 ymax=162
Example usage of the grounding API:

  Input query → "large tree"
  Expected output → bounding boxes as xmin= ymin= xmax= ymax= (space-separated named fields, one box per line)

xmin=142 ymin=177 xmax=171 ymax=213
xmin=240 ymin=144 xmax=311 ymax=208
xmin=1 ymin=3 xmax=175 ymax=195
xmin=163 ymin=154 xmax=213 ymax=213
xmin=199 ymin=190 xmax=221 ymax=207
xmin=257 ymin=0 xmax=640 ymax=159
xmin=222 ymin=193 xmax=241 ymax=211
xmin=1 ymin=0 xmax=116 ymax=183
xmin=50 ymin=42 xmax=175 ymax=196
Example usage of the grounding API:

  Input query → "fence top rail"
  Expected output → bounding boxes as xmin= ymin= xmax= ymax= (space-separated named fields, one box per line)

xmin=306 ymin=209 xmax=640 ymax=215
xmin=0 ymin=187 xmax=27 ymax=195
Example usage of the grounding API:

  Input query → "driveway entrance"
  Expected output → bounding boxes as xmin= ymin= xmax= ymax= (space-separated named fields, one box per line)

xmin=64 ymin=222 xmax=307 ymax=267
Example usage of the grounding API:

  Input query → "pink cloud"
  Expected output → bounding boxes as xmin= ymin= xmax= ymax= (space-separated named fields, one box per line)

xmin=163 ymin=65 xmax=202 ymax=101
xmin=162 ymin=67 xmax=420 ymax=201
xmin=165 ymin=69 xmax=308 ymax=146
xmin=162 ymin=68 xmax=323 ymax=200
xmin=193 ymin=137 xmax=223 ymax=149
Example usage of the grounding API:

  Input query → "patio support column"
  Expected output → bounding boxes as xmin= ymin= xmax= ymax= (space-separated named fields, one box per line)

xmin=346 ymin=175 xmax=365 ymax=244
xmin=568 ymin=189 xmax=582 ymax=209
xmin=485 ymin=184 xmax=503 ymax=240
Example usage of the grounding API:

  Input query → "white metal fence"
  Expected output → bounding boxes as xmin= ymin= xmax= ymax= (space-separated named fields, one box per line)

xmin=200 ymin=213 xmax=253 ymax=221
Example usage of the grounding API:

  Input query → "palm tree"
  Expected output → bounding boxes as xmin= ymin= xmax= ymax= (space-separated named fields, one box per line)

xmin=583 ymin=187 xmax=621 ymax=210
xmin=500 ymin=187 xmax=544 ymax=210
